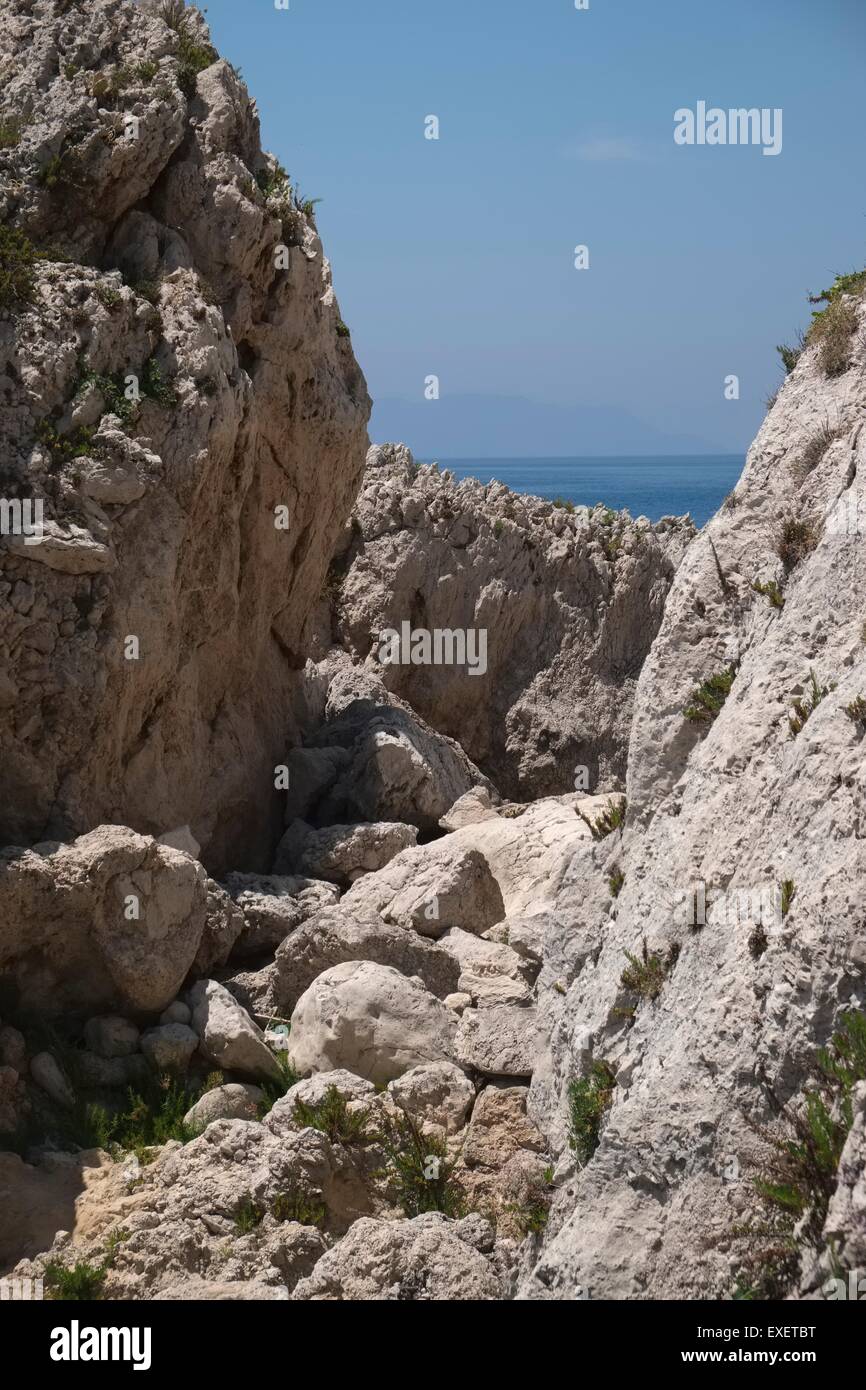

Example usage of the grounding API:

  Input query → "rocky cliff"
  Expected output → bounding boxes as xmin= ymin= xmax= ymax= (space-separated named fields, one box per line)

xmin=0 ymin=0 xmax=370 ymax=872
xmin=523 ymin=281 xmax=866 ymax=1299
xmin=312 ymin=442 xmax=692 ymax=799
xmin=1 ymin=0 xmax=865 ymax=1309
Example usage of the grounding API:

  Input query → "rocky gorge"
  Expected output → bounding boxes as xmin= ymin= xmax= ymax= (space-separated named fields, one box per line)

xmin=1 ymin=0 xmax=865 ymax=1306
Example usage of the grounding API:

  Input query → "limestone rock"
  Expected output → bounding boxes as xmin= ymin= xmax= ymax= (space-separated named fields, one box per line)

xmin=140 ymin=1023 xmax=199 ymax=1073
xmin=455 ymin=1005 xmax=538 ymax=1078
xmin=522 ymin=310 xmax=866 ymax=1299
xmin=183 ymin=1083 xmax=265 ymax=1132
xmin=437 ymin=927 xmax=533 ymax=1006
xmin=461 ymin=1085 xmax=547 ymax=1168
xmin=0 ymin=826 xmax=208 ymax=1013
xmin=387 ymin=1061 xmax=476 ymax=1135
xmin=30 ymin=1052 xmax=74 ymax=1109
xmin=223 ymin=873 xmax=339 ymax=959
xmin=189 ymin=979 xmax=282 ymax=1083
xmin=317 ymin=442 xmax=692 ymax=799
xmin=271 ymin=904 xmax=460 ymax=1011
xmin=342 ymin=840 xmax=505 ymax=939
xmin=290 ymin=1212 xmax=502 ymax=1300
xmin=83 ymin=1016 xmax=140 ymax=1060
xmin=302 ymin=662 xmax=492 ymax=831
xmin=0 ymin=0 xmax=370 ymax=874
xmin=287 ymin=961 xmax=459 ymax=1085
xmin=273 ymin=819 xmax=418 ymax=884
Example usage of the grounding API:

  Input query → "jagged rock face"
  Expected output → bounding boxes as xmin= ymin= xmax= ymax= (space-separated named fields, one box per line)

xmin=315 ymin=443 xmax=692 ymax=799
xmin=524 ymin=299 xmax=866 ymax=1299
xmin=0 ymin=0 xmax=370 ymax=871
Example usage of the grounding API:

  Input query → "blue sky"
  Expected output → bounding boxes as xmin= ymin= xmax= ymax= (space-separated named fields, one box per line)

xmin=202 ymin=0 xmax=866 ymax=454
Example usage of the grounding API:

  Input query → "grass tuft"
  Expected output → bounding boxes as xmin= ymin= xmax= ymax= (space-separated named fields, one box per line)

xmin=567 ymin=1060 xmax=616 ymax=1165
xmin=683 ymin=665 xmax=736 ymax=723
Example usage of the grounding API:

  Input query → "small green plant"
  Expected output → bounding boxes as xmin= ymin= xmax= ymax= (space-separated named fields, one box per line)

xmin=568 ymin=1060 xmax=617 ymax=1165
xmin=608 ymin=864 xmax=625 ymax=898
xmin=378 ymin=1109 xmax=463 ymax=1217
xmin=35 ymin=420 xmax=99 ymax=466
xmin=256 ymin=1051 xmax=298 ymax=1117
xmin=141 ymin=355 xmax=178 ymax=407
xmin=620 ymin=939 xmax=680 ymax=1002
xmin=104 ymin=1227 xmax=130 ymax=1259
xmin=788 ymin=668 xmax=833 ymax=737
xmin=131 ymin=278 xmax=160 ymax=304
xmin=493 ymin=518 xmax=504 ymax=538
xmin=683 ymin=665 xmax=736 ymax=723
xmin=271 ymin=1187 xmax=326 ymax=1228
xmin=731 ymin=1010 xmax=866 ymax=1299
xmin=292 ymin=188 xmax=321 ymax=218
xmin=256 ymin=161 xmax=290 ymax=198
xmin=505 ymin=1195 xmax=551 ymax=1236
xmin=44 ymin=1259 xmax=108 ymax=1301
xmin=292 ymin=1084 xmax=370 ymax=1144
xmin=776 ymin=514 xmax=818 ymax=571
xmin=96 ymin=281 xmax=123 ymax=310
xmin=73 ymin=367 xmax=137 ymax=425
xmin=753 ymin=578 xmax=784 ymax=610
xmin=234 ymin=1194 xmax=265 ymax=1234
xmin=795 ymin=421 xmax=839 ymax=479
xmin=0 ymin=114 xmax=23 ymax=148
xmin=0 ymin=223 xmax=36 ymax=310
xmin=335 ymin=319 xmax=350 ymax=339
xmin=159 ymin=1 xmax=218 ymax=97
xmin=780 ymin=880 xmax=796 ymax=917
xmin=581 ymin=796 xmax=626 ymax=841
xmin=776 ymin=336 xmax=804 ymax=375
xmin=844 ymin=695 xmax=866 ymax=731
xmin=136 ymin=60 xmax=159 ymax=82
xmin=806 ymin=270 xmax=866 ymax=378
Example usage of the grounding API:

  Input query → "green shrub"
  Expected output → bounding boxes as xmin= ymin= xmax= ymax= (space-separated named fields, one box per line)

xmin=292 ymin=1084 xmax=370 ymax=1145
xmin=683 ymin=665 xmax=736 ymax=723
xmin=752 ymin=578 xmax=784 ymax=610
xmin=136 ymin=60 xmax=159 ymax=82
xmin=141 ymin=356 xmax=178 ymax=407
xmin=159 ymin=1 xmax=218 ymax=97
xmin=0 ymin=223 xmax=36 ymax=310
xmin=795 ymin=421 xmax=839 ymax=479
xmin=788 ymin=668 xmax=833 ymax=737
xmin=732 ymin=1010 xmax=866 ymax=1299
xmin=378 ymin=1109 xmax=463 ymax=1217
xmin=806 ymin=271 xmax=866 ymax=378
xmin=44 ymin=1259 xmax=107 ymax=1302
xmin=567 ymin=1060 xmax=616 ymax=1165
xmin=96 ymin=282 xmax=123 ymax=310
xmin=233 ymin=1194 xmax=265 ymax=1234
xmin=256 ymin=162 xmax=290 ymax=199
xmin=271 ymin=1187 xmax=326 ymax=1228
xmin=776 ymin=338 xmax=804 ymax=375
xmin=581 ymin=795 xmax=626 ymax=840
xmin=780 ymin=880 xmax=796 ymax=917
xmin=775 ymin=514 xmax=818 ymax=571
xmin=608 ymin=864 xmax=625 ymax=898
xmin=335 ymin=319 xmax=350 ymax=339
xmin=35 ymin=421 xmax=99 ymax=465
xmin=0 ymin=114 xmax=23 ymax=148
xmin=844 ymin=695 xmax=866 ymax=730
xmin=620 ymin=939 xmax=680 ymax=1002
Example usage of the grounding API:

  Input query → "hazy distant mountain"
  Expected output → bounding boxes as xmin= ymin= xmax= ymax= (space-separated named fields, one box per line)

xmin=369 ymin=394 xmax=726 ymax=458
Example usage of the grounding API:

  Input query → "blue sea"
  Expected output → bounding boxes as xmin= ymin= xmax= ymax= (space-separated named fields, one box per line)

xmin=436 ymin=455 xmax=744 ymax=528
